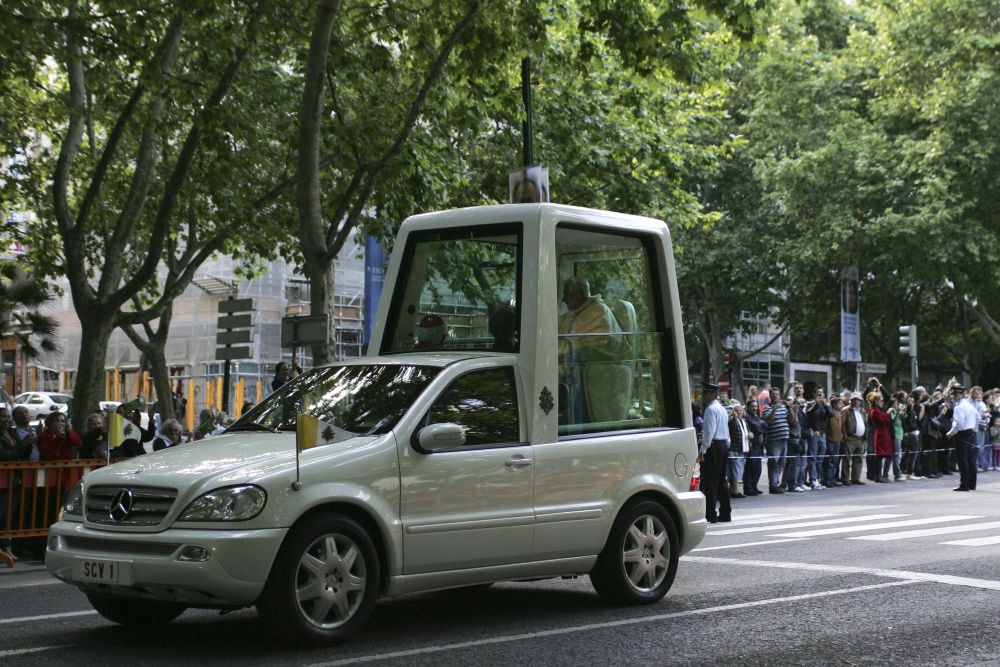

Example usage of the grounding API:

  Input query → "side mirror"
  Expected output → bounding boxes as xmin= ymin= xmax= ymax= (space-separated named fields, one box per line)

xmin=417 ymin=422 xmax=466 ymax=452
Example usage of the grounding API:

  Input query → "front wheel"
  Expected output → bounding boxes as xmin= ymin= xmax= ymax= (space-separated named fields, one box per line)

xmin=590 ymin=500 xmax=678 ymax=604
xmin=257 ymin=515 xmax=380 ymax=646
xmin=87 ymin=594 xmax=186 ymax=625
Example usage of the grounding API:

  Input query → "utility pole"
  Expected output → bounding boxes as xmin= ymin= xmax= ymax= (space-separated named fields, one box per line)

xmin=899 ymin=324 xmax=918 ymax=388
xmin=522 ymin=57 xmax=533 ymax=167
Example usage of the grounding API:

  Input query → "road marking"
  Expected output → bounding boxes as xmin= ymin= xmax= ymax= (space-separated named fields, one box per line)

xmin=709 ymin=513 xmax=842 ymax=527
xmin=684 ymin=555 xmax=1000 ymax=590
xmin=775 ymin=515 xmax=980 ymax=538
xmin=850 ymin=519 xmax=1000 ymax=541
xmin=0 ymin=646 xmax=71 ymax=658
xmin=707 ymin=513 xmax=909 ymax=536
xmin=941 ymin=534 xmax=1000 ymax=547
xmin=0 ymin=578 xmax=63 ymax=590
xmin=692 ymin=538 xmax=811 ymax=552
xmin=311 ymin=580 xmax=917 ymax=667
xmin=0 ymin=610 xmax=96 ymax=626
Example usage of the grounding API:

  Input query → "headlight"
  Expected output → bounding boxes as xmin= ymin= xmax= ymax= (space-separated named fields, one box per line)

xmin=177 ymin=485 xmax=267 ymax=522
xmin=60 ymin=481 xmax=84 ymax=521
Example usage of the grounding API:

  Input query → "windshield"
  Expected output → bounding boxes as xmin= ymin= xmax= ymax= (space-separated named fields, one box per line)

xmin=232 ymin=364 xmax=440 ymax=435
xmin=382 ymin=223 xmax=522 ymax=354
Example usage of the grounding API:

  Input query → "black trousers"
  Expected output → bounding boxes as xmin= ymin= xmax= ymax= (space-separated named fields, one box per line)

xmin=700 ymin=439 xmax=731 ymax=520
xmin=955 ymin=429 xmax=978 ymax=490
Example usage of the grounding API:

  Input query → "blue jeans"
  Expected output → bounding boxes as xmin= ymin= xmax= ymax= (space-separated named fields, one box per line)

xmin=824 ymin=441 xmax=842 ymax=484
xmin=766 ymin=438 xmax=787 ymax=488
xmin=903 ymin=432 xmax=922 ymax=475
xmin=883 ymin=436 xmax=903 ymax=479
xmin=977 ymin=430 xmax=991 ymax=470
xmin=728 ymin=452 xmax=745 ymax=490
xmin=785 ymin=439 xmax=805 ymax=489
xmin=807 ymin=433 xmax=826 ymax=484
xmin=745 ymin=443 xmax=764 ymax=492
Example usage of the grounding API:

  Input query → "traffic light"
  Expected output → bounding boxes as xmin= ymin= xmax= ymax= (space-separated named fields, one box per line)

xmin=899 ymin=324 xmax=917 ymax=357
xmin=723 ymin=352 xmax=733 ymax=373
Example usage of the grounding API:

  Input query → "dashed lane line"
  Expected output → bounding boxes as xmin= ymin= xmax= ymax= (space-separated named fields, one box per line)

xmin=684 ymin=555 xmax=1000 ymax=591
xmin=0 ymin=578 xmax=64 ymax=589
xmin=0 ymin=646 xmax=72 ymax=658
xmin=309 ymin=580 xmax=918 ymax=667
xmin=0 ymin=610 xmax=96 ymax=625
xmin=942 ymin=534 xmax=1000 ymax=547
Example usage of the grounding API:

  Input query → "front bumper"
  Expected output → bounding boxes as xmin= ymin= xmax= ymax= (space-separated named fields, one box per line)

xmin=45 ymin=520 xmax=288 ymax=607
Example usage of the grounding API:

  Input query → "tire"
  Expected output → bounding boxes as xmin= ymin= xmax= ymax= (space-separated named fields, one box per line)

xmin=257 ymin=514 xmax=380 ymax=647
xmin=590 ymin=499 xmax=679 ymax=604
xmin=87 ymin=594 xmax=186 ymax=625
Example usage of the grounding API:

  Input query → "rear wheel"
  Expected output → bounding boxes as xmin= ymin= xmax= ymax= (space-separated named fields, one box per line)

xmin=257 ymin=514 xmax=380 ymax=646
xmin=590 ymin=500 xmax=678 ymax=604
xmin=87 ymin=594 xmax=186 ymax=625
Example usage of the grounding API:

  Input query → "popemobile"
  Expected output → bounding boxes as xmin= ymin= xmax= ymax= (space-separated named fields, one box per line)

xmin=45 ymin=203 xmax=706 ymax=646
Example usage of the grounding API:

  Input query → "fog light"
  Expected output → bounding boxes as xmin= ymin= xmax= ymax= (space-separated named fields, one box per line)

xmin=178 ymin=545 xmax=211 ymax=562
xmin=48 ymin=536 xmax=59 ymax=551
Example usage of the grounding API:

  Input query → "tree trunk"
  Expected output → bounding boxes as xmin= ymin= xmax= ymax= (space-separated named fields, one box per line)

xmin=120 ymin=306 xmax=176 ymax=422
xmin=308 ymin=261 xmax=338 ymax=365
xmin=71 ymin=313 xmax=116 ymax=432
xmin=148 ymin=344 xmax=175 ymax=423
xmin=296 ymin=2 xmax=341 ymax=365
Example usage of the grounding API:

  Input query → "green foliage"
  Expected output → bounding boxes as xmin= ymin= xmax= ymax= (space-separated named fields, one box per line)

xmin=0 ymin=259 xmax=60 ymax=358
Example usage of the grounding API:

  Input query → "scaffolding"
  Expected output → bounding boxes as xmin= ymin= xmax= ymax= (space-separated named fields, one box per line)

xmin=29 ymin=239 xmax=369 ymax=421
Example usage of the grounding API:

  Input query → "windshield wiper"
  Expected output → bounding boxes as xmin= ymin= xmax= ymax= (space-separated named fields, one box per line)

xmin=226 ymin=421 xmax=278 ymax=433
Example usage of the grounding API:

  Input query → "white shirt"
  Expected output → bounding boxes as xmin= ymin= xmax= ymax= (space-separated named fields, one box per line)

xmin=948 ymin=398 xmax=979 ymax=437
xmin=852 ymin=409 xmax=866 ymax=437
xmin=700 ymin=399 xmax=730 ymax=453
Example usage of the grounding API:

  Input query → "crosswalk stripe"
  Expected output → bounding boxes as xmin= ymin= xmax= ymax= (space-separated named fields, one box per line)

xmin=708 ymin=513 xmax=908 ymax=536
xmin=692 ymin=538 xmax=811 ymax=552
xmin=776 ymin=515 xmax=980 ymax=538
xmin=940 ymin=534 xmax=1000 ymax=547
xmin=714 ymin=513 xmax=843 ymax=527
xmin=849 ymin=519 xmax=1000 ymax=541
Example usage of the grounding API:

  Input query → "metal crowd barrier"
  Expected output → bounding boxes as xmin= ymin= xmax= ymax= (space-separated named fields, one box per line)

xmin=0 ymin=459 xmax=107 ymax=568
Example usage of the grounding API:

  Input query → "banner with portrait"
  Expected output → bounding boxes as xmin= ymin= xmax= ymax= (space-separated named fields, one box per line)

xmin=840 ymin=266 xmax=861 ymax=361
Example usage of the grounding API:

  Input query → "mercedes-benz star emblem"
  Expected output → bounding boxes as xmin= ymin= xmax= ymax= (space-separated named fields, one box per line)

xmin=109 ymin=489 xmax=134 ymax=523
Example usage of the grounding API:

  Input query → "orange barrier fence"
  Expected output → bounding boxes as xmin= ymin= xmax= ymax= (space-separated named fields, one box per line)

xmin=0 ymin=459 xmax=107 ymax=541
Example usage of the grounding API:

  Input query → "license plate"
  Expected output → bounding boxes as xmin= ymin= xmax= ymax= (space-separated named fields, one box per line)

xmin=73 ymin=559 xmax=132 ymax=585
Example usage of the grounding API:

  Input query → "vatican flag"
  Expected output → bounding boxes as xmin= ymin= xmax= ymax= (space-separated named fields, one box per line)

xmin=109 ymin=413 xmax=140 ymax=448
xmin=296 ymin=413 xmax=351 ymax=451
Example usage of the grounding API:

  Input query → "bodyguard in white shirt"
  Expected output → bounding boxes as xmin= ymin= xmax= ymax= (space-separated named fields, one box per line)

xmin=699 ymin=383 xmax=731 ymax=523
xmin=947 ymin=384 xmax=979 ymax=491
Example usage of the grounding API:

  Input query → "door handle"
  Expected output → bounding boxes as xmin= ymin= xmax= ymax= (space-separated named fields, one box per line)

xmin=505 ymin=456 xmax=533 ymax=467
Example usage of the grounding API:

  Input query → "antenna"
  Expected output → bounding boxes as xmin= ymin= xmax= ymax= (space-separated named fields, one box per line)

xmin=292 ymin=401 xmax=303 ymax=490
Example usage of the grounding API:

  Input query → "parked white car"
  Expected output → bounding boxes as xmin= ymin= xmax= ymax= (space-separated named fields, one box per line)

xmin=13 ymin=391 xmax=72 ymax=422
xmin=45 ymin=204 xmax=705 ymax=646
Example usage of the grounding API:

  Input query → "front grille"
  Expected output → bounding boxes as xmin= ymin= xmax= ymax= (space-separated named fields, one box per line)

xmin=63 ymin=535 xmax=181 ymax=557
xmin=85 ymin=486 xmax=178 ymax=527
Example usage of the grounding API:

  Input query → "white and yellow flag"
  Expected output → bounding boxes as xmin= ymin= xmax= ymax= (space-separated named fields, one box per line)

xmin=109 ymin=413 xmax=140 ymax=447
xmin=296 ymin=413 xmax=351 ymax=450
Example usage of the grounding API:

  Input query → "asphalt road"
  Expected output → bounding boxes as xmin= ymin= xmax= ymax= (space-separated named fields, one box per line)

xmin=5 ymin=473 xmax=1000 ymax=666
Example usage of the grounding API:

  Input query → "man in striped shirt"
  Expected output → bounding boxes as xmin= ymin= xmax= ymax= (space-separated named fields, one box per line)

xmin=763 ymin=388 xmax=790 ymax=494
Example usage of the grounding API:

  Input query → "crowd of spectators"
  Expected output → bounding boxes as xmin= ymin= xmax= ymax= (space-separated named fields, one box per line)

xmin=0 ymin=401 xmax=241 ymax=562
xmin=707 ymin=377 xmax=1000 ymax=500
